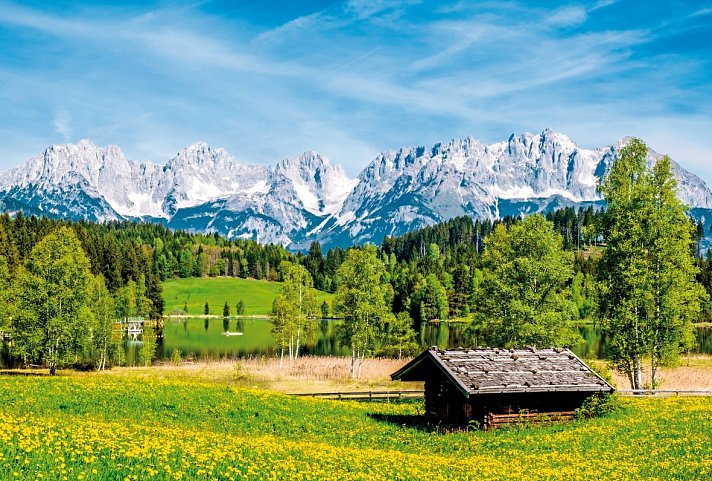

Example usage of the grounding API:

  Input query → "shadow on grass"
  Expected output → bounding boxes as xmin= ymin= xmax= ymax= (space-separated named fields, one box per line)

xmin=367 ymin=412 xmax=436 ymax=432
xmin=0 ymin=369 xmax=49 ymax=377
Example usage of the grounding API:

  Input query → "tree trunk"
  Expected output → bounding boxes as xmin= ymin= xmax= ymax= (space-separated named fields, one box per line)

xmin=633 ymin=356 xmax=642 ymax=390
xmin=626 ymin=367 xmax=635 ymax=390
xmin=295 ymin=326 xmax=301 ymax=361
xmin=279 ymin=347 xmax=284 ymax=370
xmin=651 ymin=351 xmax=659 ymax=390
xmin=100 ymin=335 xmax=108 ymax=372
xmin=357 ymin=350 xmax=365 ymax=379
xmin=350 ymin=348 xmax=356 ymax=379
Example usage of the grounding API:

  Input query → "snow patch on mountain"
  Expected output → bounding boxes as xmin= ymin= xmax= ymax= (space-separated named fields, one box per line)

xmin=317 ymin=129 xmax=712 ymax=248
xmin=275 ymin=151 xmax=358 ymax=216
xmin=1 ymin=130 xmax=711 ymax=249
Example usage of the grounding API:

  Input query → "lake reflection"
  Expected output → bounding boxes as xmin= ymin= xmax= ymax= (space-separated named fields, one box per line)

xmin=129 ymin=318 xmax=712 ymax=363
xmin=155 ymin=317 xmax=350 ymax=362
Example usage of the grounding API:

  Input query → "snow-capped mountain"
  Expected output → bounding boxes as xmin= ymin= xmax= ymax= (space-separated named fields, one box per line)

xmin=1 ymin=130 xmax=711 ymax=249
xmin=0 ymin=140 xmax=158 ymax=222
xmin=313 ymin=130 xmax=712 ymax=247
xmin=0 ymin=139 xmax=357 ymax=247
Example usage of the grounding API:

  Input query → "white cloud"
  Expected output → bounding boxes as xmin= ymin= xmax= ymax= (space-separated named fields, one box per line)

xmin=254 ymin=12 xmax=326 ymax=45
xmin=344 ymin=0 xmax=420 ymax=20
xmin=52 ymin=110 xmax=72 ymax=141
xmin=689 ymin=7 xmax=712 ymax=18
xmin=0 ymin=0 xmax=710 ymax=188
xmin=592 ymin=0 xmax=618 ymax=11
xmin=546 ymin=6 xmax=588 ymax=28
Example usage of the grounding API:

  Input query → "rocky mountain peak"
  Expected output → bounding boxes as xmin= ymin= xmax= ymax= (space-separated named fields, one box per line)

xmin=1 ymin=132 xmax=710 ymax=249
xmin=275 ymin=151 xmax=357 ymax=216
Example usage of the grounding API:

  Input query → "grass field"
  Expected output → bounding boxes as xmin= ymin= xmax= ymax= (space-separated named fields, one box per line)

xmin=0 ymin=371 xmax=709 ymax=480
xmin=162 ymin=277 xmax=334 ymax=316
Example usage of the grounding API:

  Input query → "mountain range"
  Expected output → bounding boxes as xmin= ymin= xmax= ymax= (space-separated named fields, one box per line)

xmin=1 ymin=129 xmax=711 ymax=250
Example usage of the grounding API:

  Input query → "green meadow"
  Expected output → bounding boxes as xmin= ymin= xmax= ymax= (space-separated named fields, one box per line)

xmin=162 ymin=277 xmax=334 ymax=316
xmin=0 ymin=373 xmax=709 ymax=480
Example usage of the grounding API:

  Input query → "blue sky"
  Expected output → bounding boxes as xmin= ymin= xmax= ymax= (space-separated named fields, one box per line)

xmin=1 ymin=0 xmax=711 ymax=183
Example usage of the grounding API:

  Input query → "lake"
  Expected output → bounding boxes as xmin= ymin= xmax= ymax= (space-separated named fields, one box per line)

xmin=132 ymin=318 xmax=712 ymax=364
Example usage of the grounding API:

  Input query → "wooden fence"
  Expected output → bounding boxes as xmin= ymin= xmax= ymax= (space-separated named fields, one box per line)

xmin=484 ymin=411 xmax=576 ymax=430
xmin=290 ymin=389 xmax=712 ymax=400
xmin=290 ymin=390 xmax=425 ymax=400
xmin=617 ymin=389 xmax=712 ymax=396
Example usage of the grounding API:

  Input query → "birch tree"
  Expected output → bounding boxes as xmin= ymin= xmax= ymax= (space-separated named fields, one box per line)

xmin=599 ymin=138 xmax=705 ymax=389
xmin=645 ymin=156 xmax=703 ymax=386
xmin=11 ymin=227 xmax=93 ymax=375
xmin=270 ymin=295 xmax=291 ymax=369
xmin=382 ymin=311 xmax=418 ymax=359
xmin=90 ymin=275 xmax=119 ymax=371
xmin=335 ymin=246 xmax=392 ymax=378
xmin=271 ymin=262 xmax=318 ymax=368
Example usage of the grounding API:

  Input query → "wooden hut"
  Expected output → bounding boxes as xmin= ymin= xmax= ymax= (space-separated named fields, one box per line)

xmin=391 ymin=347 xmax=614 ymax=429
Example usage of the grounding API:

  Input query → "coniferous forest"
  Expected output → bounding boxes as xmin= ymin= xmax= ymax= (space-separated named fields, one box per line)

xmin=1 ymin=142 xmax=711 ymax=380
xmin=1 ymin=201 xmax=710 ymax=328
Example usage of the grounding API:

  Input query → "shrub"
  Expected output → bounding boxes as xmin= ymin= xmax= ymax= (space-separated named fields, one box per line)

xmin=575 ymin=392 xmax=622 ymax=419
xmin=584 ymin=358 xmax=616 ymax=387
xmin=170 ymin=348 xmax=182 ymax=366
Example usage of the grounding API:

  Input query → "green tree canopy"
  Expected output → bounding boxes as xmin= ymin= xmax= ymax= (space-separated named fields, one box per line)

xmin=599 ymin=139 xmax=706 ymax=389
xmin=411 ymin=274 xmax=449 ymax=323
xmin=466 ymin=215 xmax=580 ymax=349
xmin=334 ymin=245 xmax=393 ymax=378
xmin=0 ymin=255 xmax=12 ymax=335
xmin=270 ymin=262 xmax=319 ymax=368
xmin=11 ymin=227 xmax=94 ymax=374
xmin=90 ymin=274 xmax=121 ymax=371
xmin=380 ymin=311 xmax=419 ymax=359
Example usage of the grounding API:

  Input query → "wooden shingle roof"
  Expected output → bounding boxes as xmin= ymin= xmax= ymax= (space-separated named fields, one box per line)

xmin=391 ymin=347 xmax=614 ymax=398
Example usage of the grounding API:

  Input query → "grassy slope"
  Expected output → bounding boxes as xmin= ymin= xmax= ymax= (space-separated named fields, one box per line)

xmin=162 ymin=277 xmax=334 ymax=316
xmin=0 ymin=374 xmax=709 ymax=480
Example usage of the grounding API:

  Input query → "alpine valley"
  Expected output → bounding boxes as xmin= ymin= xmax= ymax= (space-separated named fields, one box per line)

xmin=2 ymin=129 xmax=712 ymax=250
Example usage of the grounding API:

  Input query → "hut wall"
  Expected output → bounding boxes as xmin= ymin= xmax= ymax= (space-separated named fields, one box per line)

xmin=424 ymin=376 xmax=473 ymax=425
xmin=466 ymin=391 xmax=593 ymax=426
xmin=424 ymin=387 xmax=595 ymax=427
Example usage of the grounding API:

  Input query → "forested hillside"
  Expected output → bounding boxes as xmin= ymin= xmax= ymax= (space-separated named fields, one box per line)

xmin=0 ymin=213 xmax=303 ymax=318
xmin=2 ymin=201 xmax=709 ymax=328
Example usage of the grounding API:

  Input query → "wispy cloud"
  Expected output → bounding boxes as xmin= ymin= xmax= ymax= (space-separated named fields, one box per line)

xmin=52 ymin=111 xmax=72 ymax=142
xmin=546 ymin=6 xmax=588 ymax=27
xmin=592 ymin=0 xmax=618 ymax=10
xmin=689 ymin=7 xmax=712 ymax=18
xmin=0 ymin=0 xmax=710 ymax=185
xmin=254 ymin=11 xmax=327 ymax=46
xmin=344 ymin=0 xmax=420 ymax=20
